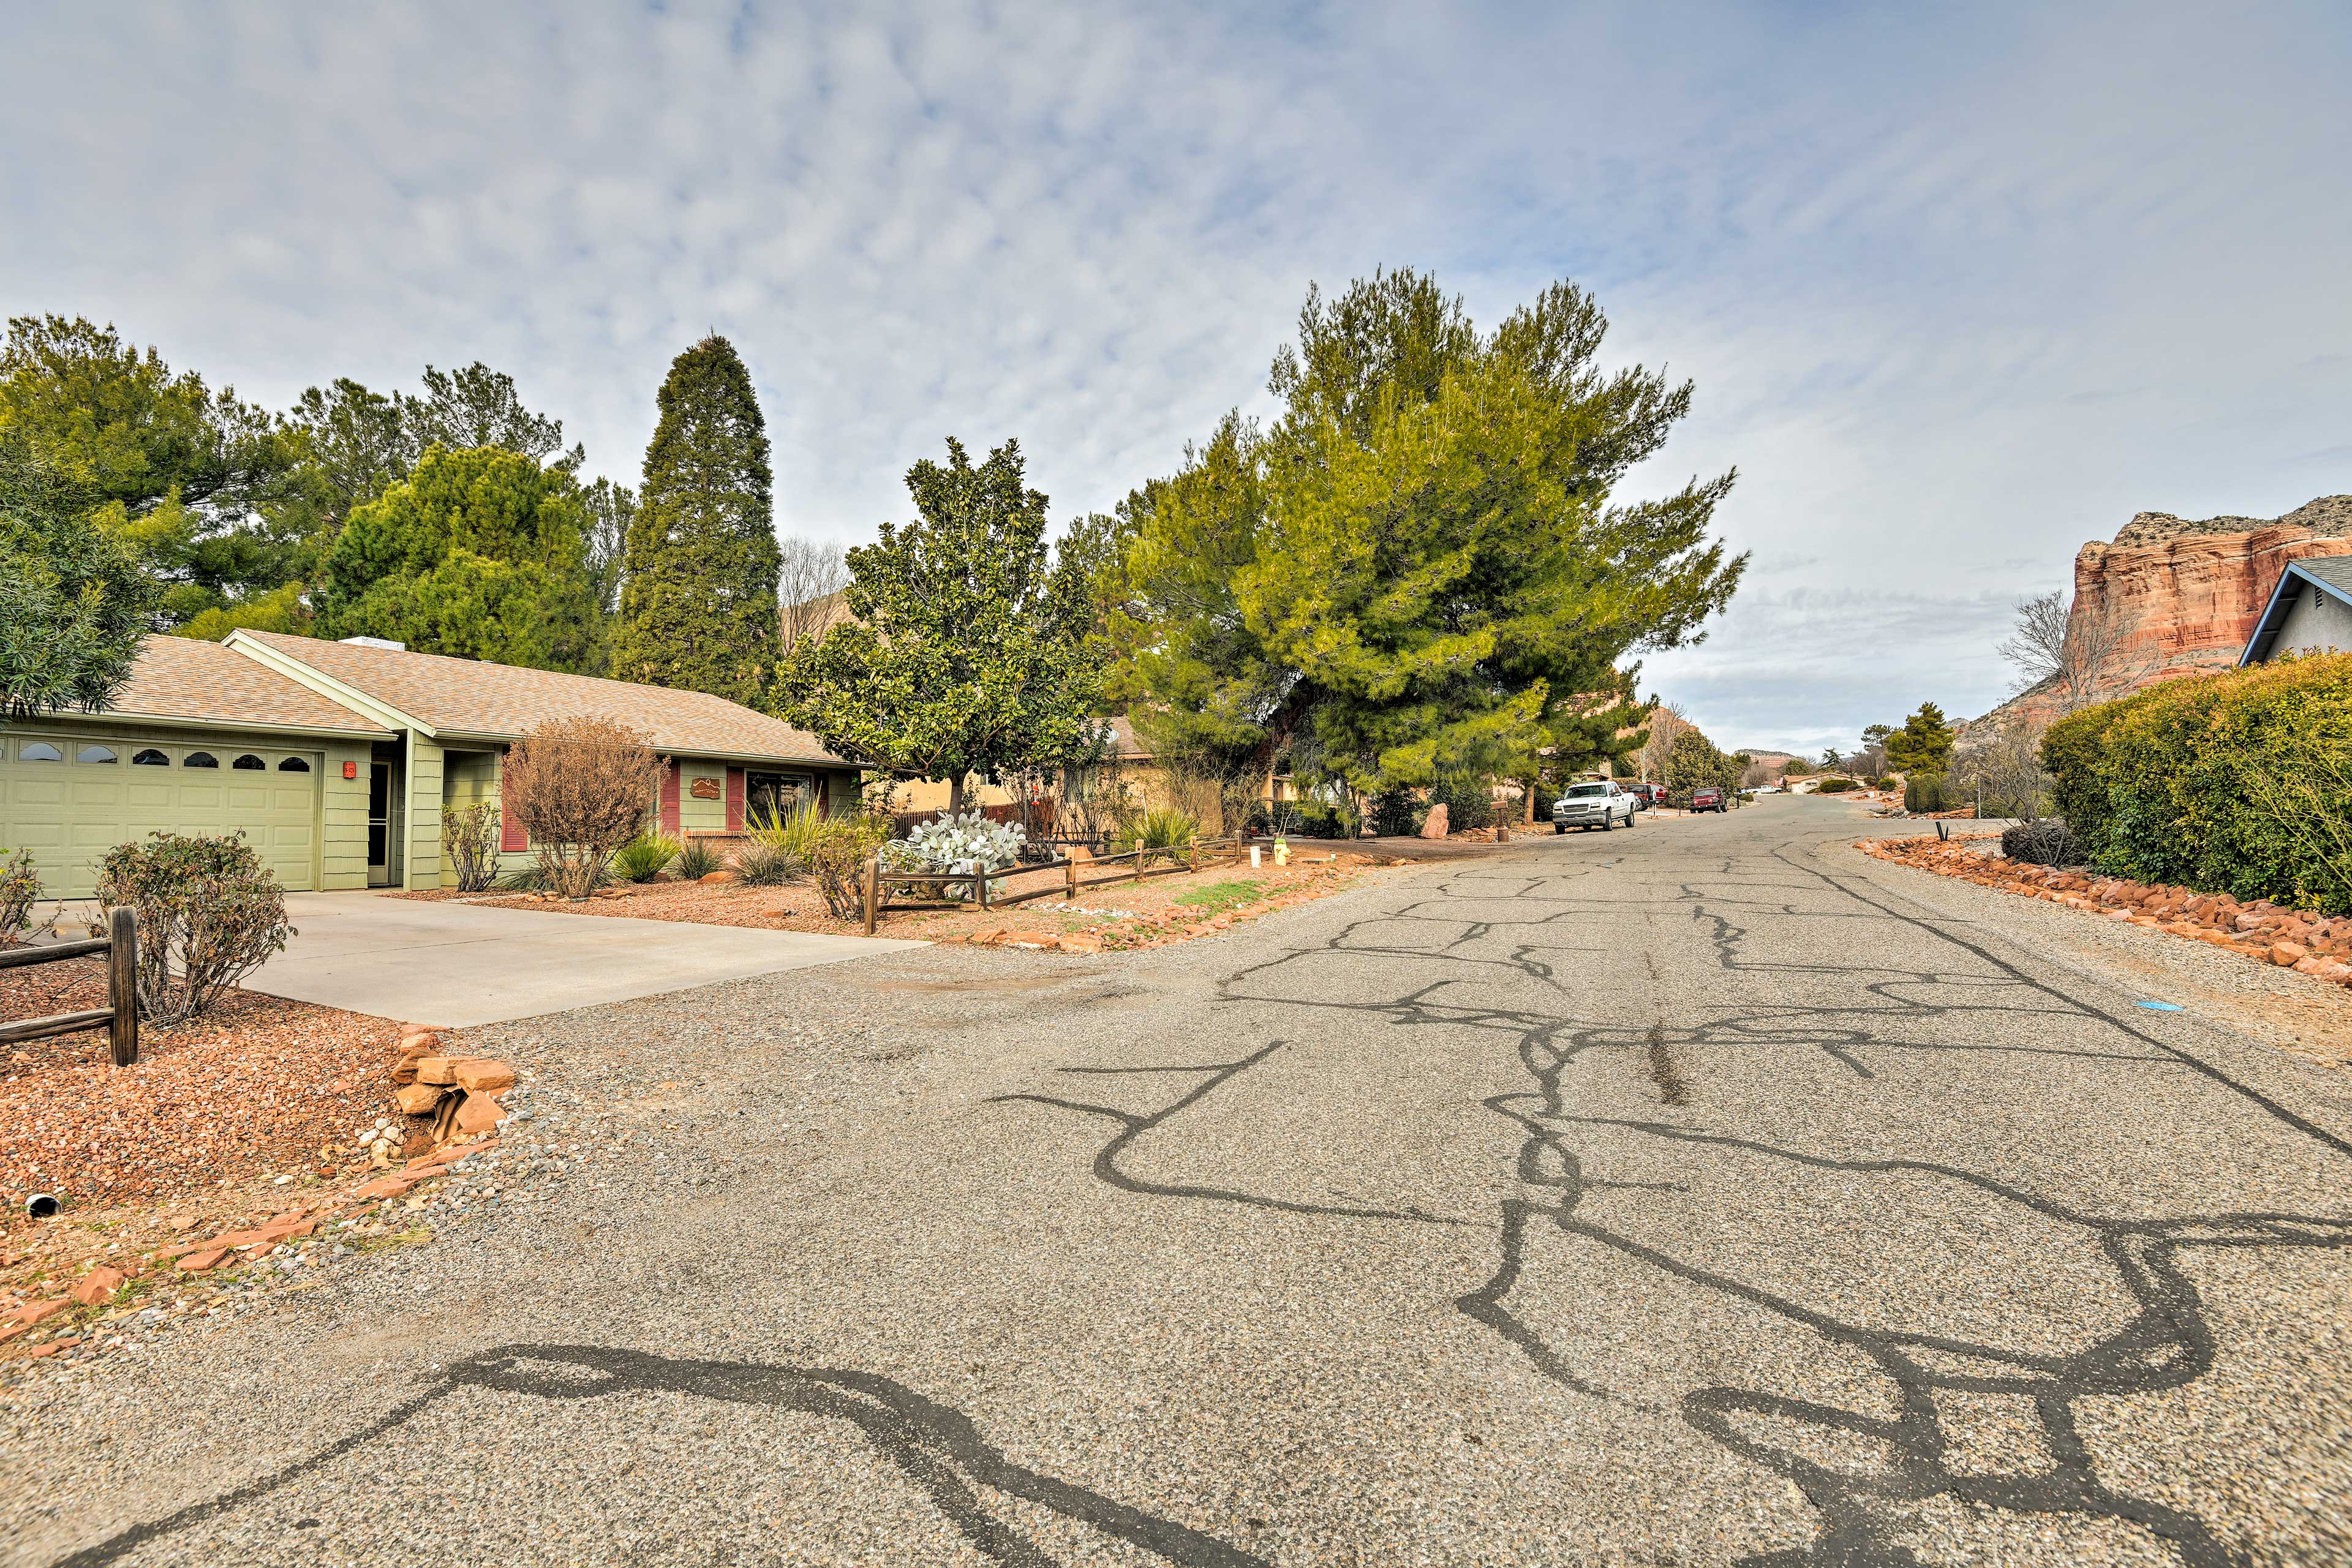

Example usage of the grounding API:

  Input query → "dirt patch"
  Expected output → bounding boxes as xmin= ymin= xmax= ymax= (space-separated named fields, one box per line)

xmin=0 ymin=957 xmax=409 ymax=1229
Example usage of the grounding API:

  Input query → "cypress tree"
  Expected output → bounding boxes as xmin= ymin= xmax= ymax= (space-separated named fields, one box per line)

xmin=611 ymin=336 xmax=782 ymax=703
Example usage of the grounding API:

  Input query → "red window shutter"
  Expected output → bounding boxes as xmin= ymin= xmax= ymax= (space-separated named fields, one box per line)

xmin=816 ymin=774 xmax=831 ymax=818
xmin=660 ymin=760 xmax=682 ymax=835
xmin=500 ymin=802 xmax=527 ymax=853
xmin=725 ymin=766 xmax=745 ymax=831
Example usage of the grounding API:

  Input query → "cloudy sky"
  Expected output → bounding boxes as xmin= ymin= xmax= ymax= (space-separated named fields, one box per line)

xmin=5 ymin=2 xmax=2346 ymax=752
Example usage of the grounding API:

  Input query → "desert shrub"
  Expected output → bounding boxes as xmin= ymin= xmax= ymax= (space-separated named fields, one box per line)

xmin=673 ymin=839 xmax=725 ymax=880
xmin=440 ymin=803 xmax=502 ymax=894
xmin=809 ymin=815 xmax=892 ymax=918
xmin=733 ymin=839 xmax=805 ymax=887
xmin=2002 ymin=819 xmax=2081 ymax=865
xmin=883 ymin=811 xmax=1025 ymax=901
xmin=1 ymin=846 xmax=53 ymax=945
xmin=1425 ymin=774 xmax=1494 ymax=832
xmin=1286 ymin=802 xmax=1349 ymax=839
xmin=1368 ymin=788 xmax=1420 ymax=837
xmin=1816 ymin=777 xmax=1856 ymax=794
xmin=611 ymin=833 xmax=680 ymax=883
xmin=747 ymin=801 xmax=824 ymax=861
xmin=97 ymin=831 xmax=293 ymax=1023
xmin=1113 ymin=807 xmax=1198 ymax=867
xmin=2041 ymin=652 xmax=2352 ymax=911
xmin=501 ymin=715 xmax=662 ymax=900
xmin=1904 ymin=772 xmax=1958 ymax=813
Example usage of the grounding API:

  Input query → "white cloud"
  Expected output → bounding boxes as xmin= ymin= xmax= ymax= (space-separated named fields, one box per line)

xmin=4 ymin=1 xmax=2346 ymax=742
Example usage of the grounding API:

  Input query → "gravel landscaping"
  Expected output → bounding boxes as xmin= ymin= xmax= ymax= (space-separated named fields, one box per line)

xmin=0 ymin=960 xmax=407 ymax=1222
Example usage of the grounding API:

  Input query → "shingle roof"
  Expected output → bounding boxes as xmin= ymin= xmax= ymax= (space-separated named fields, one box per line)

xmin=105 ymin=637 xmax=394 ymax=736
xmin=1106 ymin=715 xmax=1153 ymax=759
xmin=234 ymin=632 xmax=847 ymax=764
xmin=2296 ymin=555 xmax=2352 ymax=595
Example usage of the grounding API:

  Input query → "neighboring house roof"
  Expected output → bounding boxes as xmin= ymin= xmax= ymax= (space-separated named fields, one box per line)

xmin=2239 ymin=557 xmax=2352 ymax=665
xmin=1104 ymin=715 xmax=1153 ymax=760
xmin=225 ymin=631 xmax=848 ymax=765
xmin=94 ymin=636 xmax=394 ymax=737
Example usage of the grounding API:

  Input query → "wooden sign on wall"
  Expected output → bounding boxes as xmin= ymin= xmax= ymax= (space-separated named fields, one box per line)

xmin=689 ymin=777 xmax=722 ymax=799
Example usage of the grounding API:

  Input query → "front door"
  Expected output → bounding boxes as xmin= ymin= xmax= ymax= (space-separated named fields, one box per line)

xmin=366 ymin=763 xmax=391 ymax=886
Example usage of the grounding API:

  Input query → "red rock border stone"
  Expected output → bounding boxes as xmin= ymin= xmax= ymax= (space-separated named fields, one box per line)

xmin=1858 ymin=834 xmax=2352 ymax=986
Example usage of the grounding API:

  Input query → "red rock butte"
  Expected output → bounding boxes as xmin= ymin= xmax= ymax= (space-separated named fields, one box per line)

xmin=1974 ymin=495 xmax=2351 ymax=731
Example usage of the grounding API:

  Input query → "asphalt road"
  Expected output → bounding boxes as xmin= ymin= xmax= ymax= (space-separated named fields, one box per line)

xmin=9 ymin=796 xmax=2350 ymax=1566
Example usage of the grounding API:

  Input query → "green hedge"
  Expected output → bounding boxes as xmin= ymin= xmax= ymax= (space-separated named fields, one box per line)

xmin=1816 ymin=777 xmax=1856 ymax=794
xmin=2041 ymin=653 xmax=2352 ymax=912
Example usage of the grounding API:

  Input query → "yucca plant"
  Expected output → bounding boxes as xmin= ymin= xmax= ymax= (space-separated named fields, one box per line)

xmin=734 ymin=839 xmax=805 ymax=887
xmin=1115 ymin=807 xmax=1199 ymax=868
xmin=747 ymin=800 xmax=825 ymax=859
xmin=611 ymin=832 xmax=681 ymax=883
xmin=673 ymin=839 xmax=725 ymax=880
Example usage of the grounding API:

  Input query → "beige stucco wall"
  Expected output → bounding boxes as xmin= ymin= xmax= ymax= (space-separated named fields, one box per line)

xmin=2269 ymin=581 xmax=2352 ymax=658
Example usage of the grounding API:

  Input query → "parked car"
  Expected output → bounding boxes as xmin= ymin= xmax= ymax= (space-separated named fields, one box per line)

xmin=1690 ymin=785 xmax=1727 ymax=813
xmin=1552 ymin=780 xmax=1636 ymax=832
xmin=1621 ymin=782 xmax=1662 ymax=810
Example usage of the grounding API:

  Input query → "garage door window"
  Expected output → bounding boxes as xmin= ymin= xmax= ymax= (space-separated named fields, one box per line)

xmin=279 ymin=757 xmax=311 ymax=772
xmin=132 ymin=748 xmax=170 ymax=766
xmin=232 ymin=753 xmax=266 ymax=770
xmin=18 ymin=742 xmax=61 ymax=761
xmin=184 ymin=752 xmax=219 ymax=769
xmin=77 ymin=745 xmax=118 ymax=764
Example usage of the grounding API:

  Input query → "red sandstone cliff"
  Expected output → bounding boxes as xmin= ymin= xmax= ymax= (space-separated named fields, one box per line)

xmin=1973 ymin=495 xmax=2350 ymax=731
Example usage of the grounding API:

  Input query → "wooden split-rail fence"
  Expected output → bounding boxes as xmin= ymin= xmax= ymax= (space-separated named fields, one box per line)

xmin=0 ymin=908 xmax=140 ymax=1065
xmin=863 ymin=834 xmax=1293 ymax=935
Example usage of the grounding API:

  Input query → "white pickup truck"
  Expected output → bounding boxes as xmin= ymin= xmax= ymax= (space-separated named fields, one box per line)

xmin=1551 ymin=780 xmax=1635 ymax=832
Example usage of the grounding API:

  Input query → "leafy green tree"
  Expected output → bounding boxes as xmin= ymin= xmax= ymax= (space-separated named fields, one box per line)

xmin=275 ymin=363 xmax=589 ymax=572
xmin=611 ymin=336 xmax=782 ymax=703
xmin=1107 ymin=269 xmax=1743 ymax=797
xmin=0 ymin=432 xmax=156 ymax=718
xmin=0 ymin=315 xmax=300 ymax=622
xmin=1661 ymin=727 xmax=1747 ymax=805
xmin=774 ymin=438 xmax=1101 ymax=812
xmin=1883 ymin=702 xmax=1956 ymax=775
xmin=315 ymin=445 xmax=597 ymax=671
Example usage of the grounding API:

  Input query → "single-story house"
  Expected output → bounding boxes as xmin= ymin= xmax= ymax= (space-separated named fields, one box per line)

xmin=0 ymin=631 xmax=859 ymax=897
xmin=2241 ymin=556 xmax=2352 ymax=666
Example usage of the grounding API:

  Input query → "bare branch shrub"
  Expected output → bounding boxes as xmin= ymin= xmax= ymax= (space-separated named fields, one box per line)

xmin=97 ymin=831 xmax=293 ymax=1023
xmin=1953 ymin=715 xmax=2054 ymax=821
xmin=1 ymin=846 xmax=56 ymax=945
xmin=440 ymin=802 xmax=502 ymax=893
xmin=499 ymin=715 xmax=661 ymax=900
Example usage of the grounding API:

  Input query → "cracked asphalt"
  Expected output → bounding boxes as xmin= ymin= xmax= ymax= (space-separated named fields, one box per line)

xmin=6 ymin=794 xmax=2350 ymax=1566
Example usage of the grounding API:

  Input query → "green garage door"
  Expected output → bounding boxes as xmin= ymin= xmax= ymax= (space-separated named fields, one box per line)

xmin=0 ymin=732 xmax=323 ymax=898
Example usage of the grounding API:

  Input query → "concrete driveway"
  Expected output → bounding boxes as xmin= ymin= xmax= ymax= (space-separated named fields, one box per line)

xmin=241 ymin=892 xmax=925 ymax=1026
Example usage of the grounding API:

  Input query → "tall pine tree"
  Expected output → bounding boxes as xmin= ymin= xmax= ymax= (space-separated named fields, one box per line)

xmin=612 ymin=336 xmax=782 ymax=703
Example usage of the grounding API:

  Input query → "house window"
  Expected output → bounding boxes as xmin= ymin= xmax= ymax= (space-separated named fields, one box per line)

xmin=76 ymin=745 xmax=118 ymax=764
xmin=19 ymin=742 xmax=62 ymax=761
xmin=232 ymin=753 xmax=266 ymax=770
xmin=132 ymin=748 xmax=170 ymax=766
xmin=183 ymin=751 xmax=220 ymax=769
xmin=278 ymin=756 xmax=311 ymax=772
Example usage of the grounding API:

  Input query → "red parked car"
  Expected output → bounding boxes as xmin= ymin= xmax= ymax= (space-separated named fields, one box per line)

xmin=1690 ymin=786 xmax=1727 ymax=813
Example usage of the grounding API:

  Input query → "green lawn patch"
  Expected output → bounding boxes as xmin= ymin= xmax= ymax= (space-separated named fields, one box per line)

xmin=1173 ymin=880 xmax=1262 ymax=915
